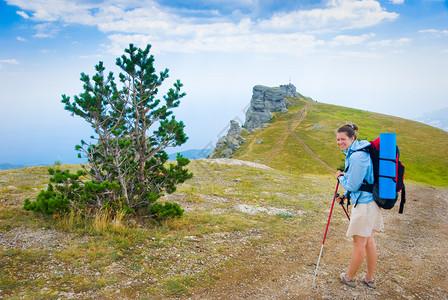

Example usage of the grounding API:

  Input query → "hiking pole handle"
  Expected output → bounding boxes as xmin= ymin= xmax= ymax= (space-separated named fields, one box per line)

xmin=335 ymin=193 xmax=350 ymax=221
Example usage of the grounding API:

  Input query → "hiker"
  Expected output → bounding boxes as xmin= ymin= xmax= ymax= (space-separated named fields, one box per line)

xmin=335 ymin=124 xmax=384 ymax=289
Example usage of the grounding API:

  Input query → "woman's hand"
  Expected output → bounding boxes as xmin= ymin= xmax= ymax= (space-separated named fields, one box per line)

xmin=336 ymin=193 xmax=346 ymax=204
xmin=336 ymin=170 xmax=344 ymax=180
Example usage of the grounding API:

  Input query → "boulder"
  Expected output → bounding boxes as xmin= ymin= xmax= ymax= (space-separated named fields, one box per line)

xmin=209 ymin=120 xmax=246 ymax=158
xmin=265 ymin=87 xmax=287 ymax=112
xmin=280 ymin=83 xmax=298 ymax=98
xmin=244 ymin=83 xmax=297 ymax=131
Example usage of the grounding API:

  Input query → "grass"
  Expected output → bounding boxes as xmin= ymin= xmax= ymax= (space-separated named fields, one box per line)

xmin=0 ymin=160 xmax=341 ymax=298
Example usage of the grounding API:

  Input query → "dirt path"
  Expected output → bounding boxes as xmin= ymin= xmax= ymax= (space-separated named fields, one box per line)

xmin=190 ymin=186 xmax=448 ymax=299
xmin=288 ymin=126 xmax=335 ymax=174
xmin=264 ymin=101 xmax=334 ymax=173
xmin=264 ymin=102 xmax=311 ymax=165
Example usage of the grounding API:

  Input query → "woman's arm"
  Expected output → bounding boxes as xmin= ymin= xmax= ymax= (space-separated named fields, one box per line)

xmin=338 ymin=152 xmax=370 ymax=192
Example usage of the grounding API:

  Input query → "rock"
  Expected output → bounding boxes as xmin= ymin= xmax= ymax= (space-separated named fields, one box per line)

xmin=256 ymin=139 xmax=263 ymax=144
xmin=220 ymin=148 xmax=233 ymax=158
xmin=264 ymin=87 xmax=287 ymax=112
xmin=209 ymin=120 xmax=246 ymax=158
xmin=228 ymin=120 xmax=243 ymax=135
xmin=244 ymin=84 xmax=298 ymax=131
xmin=245 ymin=86 xmax=274 ymax=131
xmin=312 ymin=124 xmax=324 ymax=130
xmin=211 ymin=83 xmax=299 ymax=157
xmin=226 ymin=135 xmax=246 ymax=151
xmin=280 ymin=83 xmax=298 ymax=98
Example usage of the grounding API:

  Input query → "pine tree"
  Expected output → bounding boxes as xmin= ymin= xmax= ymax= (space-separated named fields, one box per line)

xmin=24 ymin=44 xmax=192 ymax=217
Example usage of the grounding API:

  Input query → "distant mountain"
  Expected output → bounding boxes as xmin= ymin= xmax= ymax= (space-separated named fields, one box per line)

xmin=0 ymin=163 xmax=25 ymax=170
xmin=414 ymin=108 xmax=448 ymax=132
xmin=168 ymin=149 xmax=213 ymax=161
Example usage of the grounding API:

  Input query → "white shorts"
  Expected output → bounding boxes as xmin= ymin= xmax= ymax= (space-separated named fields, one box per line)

xmin=346 ymin=201 xmax=384 ymax=237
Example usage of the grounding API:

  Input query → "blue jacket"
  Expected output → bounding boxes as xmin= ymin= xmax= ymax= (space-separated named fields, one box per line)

xmin=339 ymin=140 xmax=374 ymax=205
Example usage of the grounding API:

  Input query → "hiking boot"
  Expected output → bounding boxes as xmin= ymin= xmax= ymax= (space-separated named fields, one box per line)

xmin=362 ymin=276 xmax=377 ymax=289
xmin=340 ymin=273 xmax=356 ymax=288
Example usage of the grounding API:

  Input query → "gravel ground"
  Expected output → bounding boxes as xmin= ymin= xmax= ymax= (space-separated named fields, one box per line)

xmin=189 ymin=186 xmax=448 ymax=300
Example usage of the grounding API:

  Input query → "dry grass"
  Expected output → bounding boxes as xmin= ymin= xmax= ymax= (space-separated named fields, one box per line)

xmin=0 ymin=160 xmax=339 ymax=298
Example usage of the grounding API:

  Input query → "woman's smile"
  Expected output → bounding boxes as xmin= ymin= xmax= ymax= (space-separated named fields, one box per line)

xmin=337 ymin=132 xmax=355 ymax=151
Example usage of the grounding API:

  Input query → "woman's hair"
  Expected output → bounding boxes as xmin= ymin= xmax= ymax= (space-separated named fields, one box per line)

xmin=337 ymin=123 xmax=358 ymax=139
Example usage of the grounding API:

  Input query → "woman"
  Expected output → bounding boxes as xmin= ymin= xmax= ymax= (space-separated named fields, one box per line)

xmin=335 ymin=124 xmax=384 ymax=289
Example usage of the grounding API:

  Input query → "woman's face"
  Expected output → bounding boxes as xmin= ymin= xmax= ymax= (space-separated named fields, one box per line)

xmin=337 ymin=132 xmax=355 ymax=151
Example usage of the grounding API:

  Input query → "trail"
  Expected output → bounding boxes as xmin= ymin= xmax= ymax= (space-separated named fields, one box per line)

xmin=190 ymin=186 xmax=448 ymax=299
xmin=264 ymin=102 xmax=310 ymax=165
xmin=264 ymin=101 xmax=335 ymax=173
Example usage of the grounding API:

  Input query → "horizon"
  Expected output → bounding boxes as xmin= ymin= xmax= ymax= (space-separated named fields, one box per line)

xmin=1 ymin=0 xmax=447 ymax=166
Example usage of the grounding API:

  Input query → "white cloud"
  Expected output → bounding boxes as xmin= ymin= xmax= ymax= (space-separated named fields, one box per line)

xmin=0 ymin=59 xmax=20 ymax=68
xmin=330 ymin=33 xmax=375 ymax=46
xmin=105 ymin=32 xmax=325 ymax=56
xmin=368 ymin=37 xmax=410 ymax=47
xmin=419 ymin=29 xmax=439 ymax=34
xmin=330 ymin=51 xmax=383 ymax=59
xmin=396 ymin=37 xmax=411 ymax=44
xmin=16 ymin=10 xmax=30 ymax=18
xmin=16 ymin=36 xmax=27 ymax=41
xmin=418 ymin=29 xmax=448 ymax=37
xmin=5 ymin=0 xmax=400 ymax=55
xmin=0 ymin=59 xmax=20 ymax=64
xmin=368 ymin=39 xmax=392 ymax=47
xmin=389 ymin=0 xmax=404 ymax=4
xmin=258 ymin=0 xmax=398 ymax=33
xmin=33 ymin=23 xmax=60 ymax=38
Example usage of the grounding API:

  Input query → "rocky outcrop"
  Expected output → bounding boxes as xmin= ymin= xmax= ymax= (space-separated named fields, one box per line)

xmin=210 ymin=83 xmax=298 ymax=158
xmin=245 ymin=84 xmax=296 ymax=131
xmin=209 ymin=120 xmax=246 ymax=158
xmin=280 ymin=83 xmax=298 ymax=98
xmin=244 ymin=86 xmax=274 ymax=132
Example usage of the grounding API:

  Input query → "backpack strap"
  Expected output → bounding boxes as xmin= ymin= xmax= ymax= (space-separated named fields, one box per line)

xmin=359 ymin=179 xmax=373 ymax=193
xmin=343 ymin=148 xmax=371 ymax=209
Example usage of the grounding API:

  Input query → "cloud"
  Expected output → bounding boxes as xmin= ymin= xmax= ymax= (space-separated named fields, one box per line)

xmin=418 ymin=29 xmax=439 ymax=34
xmin=0 ymin=59 xmax=20 ymax=64
xmin=0 ymin=59 xmax=20 ymax=68
xmin=5 ymin=0 xmax=400 ymax=55
xmin=33 ymin=23 xmax=60 ymax=38
xmin=258 ymin=0 xmax=398 ymax=33
xmin=105 ymin=31 xmax=325 ymax=56
xmin=330 ymin=33 xmax=375 ymax=46
xmin=419 ymin=29 xmax=448 ymax=37
xmin=16 ymin=36 xmax=27 ymax=41
xmin=368 ymin=37 xmax=410 ymax=47
xmin=16 ymin=10 xmax=30 ymax=18
xmin=389 ymin=0 xmax=404 ymax=4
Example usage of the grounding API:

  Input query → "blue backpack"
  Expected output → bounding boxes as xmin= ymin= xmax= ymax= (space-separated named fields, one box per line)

xmin=347 ymin=137 xmax=406 ymax=214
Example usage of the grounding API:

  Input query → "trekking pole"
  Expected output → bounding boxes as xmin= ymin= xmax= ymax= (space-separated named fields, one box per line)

xmin=312 ymin=181 xmax=339 ymax=289
xmin=336 ymin=194 xmax=350 ymax=221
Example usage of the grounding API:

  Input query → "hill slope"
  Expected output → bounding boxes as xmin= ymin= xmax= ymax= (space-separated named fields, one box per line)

xmin=233 ymin=95 xmax=448 ymax=186
xmin=1 ymin=161 xmax=447 ymax=299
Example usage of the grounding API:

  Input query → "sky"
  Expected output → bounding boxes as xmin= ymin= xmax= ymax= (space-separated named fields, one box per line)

xmin=0 ymin=0 xmax=447 ymax=165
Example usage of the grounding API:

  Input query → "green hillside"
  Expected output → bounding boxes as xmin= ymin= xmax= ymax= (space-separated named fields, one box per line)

xmin=234 ymin=95 xmax=448 ymax=187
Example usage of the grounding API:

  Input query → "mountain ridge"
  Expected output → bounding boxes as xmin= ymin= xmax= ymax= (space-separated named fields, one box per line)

xmin=231 ymin=95 xmax=448 ymax=186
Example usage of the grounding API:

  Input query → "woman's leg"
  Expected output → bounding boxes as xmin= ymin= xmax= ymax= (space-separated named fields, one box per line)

xmin=365 ymin=232 xmax=377 ymax=281
xmin=346 ymin=235 xmax=367 ymax=280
